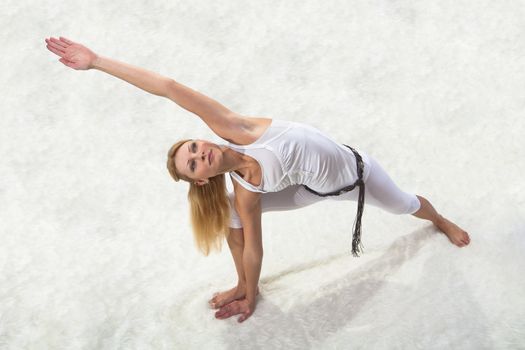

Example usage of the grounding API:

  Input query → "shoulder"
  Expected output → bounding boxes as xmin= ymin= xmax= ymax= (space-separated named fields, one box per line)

xmin=226 ymin=114 xmax=273 ymax=145
xmin=231 ymin=174 xmax=262 ymax=214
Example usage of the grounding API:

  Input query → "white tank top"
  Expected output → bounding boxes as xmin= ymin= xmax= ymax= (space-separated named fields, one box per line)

xmin=227 ymin=119 xmax=371 ymax=194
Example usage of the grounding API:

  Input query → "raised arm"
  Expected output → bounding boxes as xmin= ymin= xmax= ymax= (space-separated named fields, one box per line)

xmin=45 ymin=36 xmax=171 ymax=96
xmin=164 ymin=79 xmax=245 ymax=141
xmin=44 ymin=36 xmax=245 ymax=141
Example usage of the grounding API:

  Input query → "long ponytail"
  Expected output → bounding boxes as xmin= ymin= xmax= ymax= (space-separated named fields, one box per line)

xmin=188 ymin=174 xmax=230 ymax=256
xmin=167 ymin=139 xmax=231 ymax=256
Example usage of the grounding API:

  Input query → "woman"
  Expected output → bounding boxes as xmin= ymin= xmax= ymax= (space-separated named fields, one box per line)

xmin=45 ymin=36 xmax=470 ymax=323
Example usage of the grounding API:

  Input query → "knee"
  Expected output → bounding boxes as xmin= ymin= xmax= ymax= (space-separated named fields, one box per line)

xmin=384 ymin=194 xmax=421 ymax=215
xmin=408 ymin=195 xmax=422 ymax=214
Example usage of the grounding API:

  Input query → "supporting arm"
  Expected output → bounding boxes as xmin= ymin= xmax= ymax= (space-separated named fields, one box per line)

xmin=235 ymin=189 xmax=264 ymax=305
xmin=227 ymin=227 xmax=247 ymax=287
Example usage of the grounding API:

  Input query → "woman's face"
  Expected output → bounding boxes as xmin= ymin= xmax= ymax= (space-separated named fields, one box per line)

xmin=174 ymin=139 xmax=222 ymax=185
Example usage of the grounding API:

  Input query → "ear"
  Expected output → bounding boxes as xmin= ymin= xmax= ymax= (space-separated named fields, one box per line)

xmin=195 ymin=179 xmax=209 ymax=186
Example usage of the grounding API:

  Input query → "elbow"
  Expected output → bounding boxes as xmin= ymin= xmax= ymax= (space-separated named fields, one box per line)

xmin=163 ymin=78 xmax=176 ymax=99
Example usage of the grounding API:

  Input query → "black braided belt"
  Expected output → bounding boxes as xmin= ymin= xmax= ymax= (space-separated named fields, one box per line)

xmin=303 ymin=144 xmax=365 ymax=257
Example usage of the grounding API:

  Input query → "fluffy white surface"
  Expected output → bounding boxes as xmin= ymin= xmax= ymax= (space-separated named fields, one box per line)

xmin=1 ymin=0 xmax=524 ymax=349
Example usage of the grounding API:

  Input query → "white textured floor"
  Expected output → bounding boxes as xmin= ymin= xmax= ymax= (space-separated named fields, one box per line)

xmin=1 ymin=0 xmax=524 ymax=349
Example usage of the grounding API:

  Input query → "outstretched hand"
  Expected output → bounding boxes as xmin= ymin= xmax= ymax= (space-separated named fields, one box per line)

xmin=44 ymin=36 xmax=98 ymax=70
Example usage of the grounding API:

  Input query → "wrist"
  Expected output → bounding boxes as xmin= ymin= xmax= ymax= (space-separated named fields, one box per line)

xmin=245 ymin=287 xmax=257 ymax=302
xmin=245 ymin=296 xmax=257 ymax=307
xmin=91 ymin=55 xmax=102 ymax=70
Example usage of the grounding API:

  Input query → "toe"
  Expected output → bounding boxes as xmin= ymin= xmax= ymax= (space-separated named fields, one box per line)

xmin=209 ymin=294 xmax=218 ymax=303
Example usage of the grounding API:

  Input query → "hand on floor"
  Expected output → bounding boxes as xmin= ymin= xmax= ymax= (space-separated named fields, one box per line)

xmin=214 ymin=297 xmax=256 ymax=323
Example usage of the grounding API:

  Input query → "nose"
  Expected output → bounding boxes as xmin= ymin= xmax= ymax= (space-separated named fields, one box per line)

xmin=192 ymin=149 xmax=207 ymax=162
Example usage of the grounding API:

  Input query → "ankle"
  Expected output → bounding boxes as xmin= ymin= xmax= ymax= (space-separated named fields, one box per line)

xmin=434 ymin=214 xmax=445 ymax=227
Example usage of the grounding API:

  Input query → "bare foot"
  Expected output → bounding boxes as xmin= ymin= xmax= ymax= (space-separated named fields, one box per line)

xmin=435 ymin=216 xmax=471 ymax=247
xmin=208 ymin=286 xmax=260 ymax=309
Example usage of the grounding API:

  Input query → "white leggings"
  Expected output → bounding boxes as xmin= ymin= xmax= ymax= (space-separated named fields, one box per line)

xmin=228 ymin=155 xmax=421 ymax=229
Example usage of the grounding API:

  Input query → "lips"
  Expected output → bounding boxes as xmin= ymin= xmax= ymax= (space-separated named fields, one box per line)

xmin=208 ymin=149 xmax=212 ymax=165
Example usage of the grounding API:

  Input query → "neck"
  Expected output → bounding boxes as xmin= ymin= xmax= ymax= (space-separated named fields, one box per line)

xmin=218 ymin=145 xmax=255 ymax=175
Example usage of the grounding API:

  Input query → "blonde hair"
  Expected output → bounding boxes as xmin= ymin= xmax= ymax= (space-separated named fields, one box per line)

xmin=167 ymin=139 xmax=231 ymax=256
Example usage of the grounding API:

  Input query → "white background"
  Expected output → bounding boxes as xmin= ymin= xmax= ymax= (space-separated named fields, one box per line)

xmin=1 ymin=0 xmax=524 ymax=349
